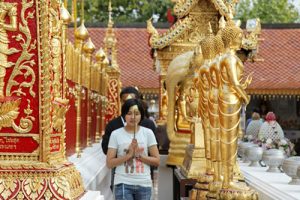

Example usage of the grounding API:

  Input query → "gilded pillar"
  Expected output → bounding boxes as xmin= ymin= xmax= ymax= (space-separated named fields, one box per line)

xmin=74 ymin=22 xmax=89 ymax=157
xmin=0 ymin=1 xmax=84 ymax=199
xmin=95 ymin=48 xmax=106 ymax=142
xmin=83 ymin=38 xmax=95 ymax=147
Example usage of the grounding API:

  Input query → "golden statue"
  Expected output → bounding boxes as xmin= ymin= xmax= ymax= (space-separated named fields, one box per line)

xmin=208 ymin=18 xmax=225 ymax=184
xmin=218 ymin=19 xmax=251 ymax=190
xmin=175 ymin=85 xmax=191 ymax=131
xmin=0 ymin=1 xmax=17 ymax=97
xmin=198 ymin=25 xmax=216 ymax=174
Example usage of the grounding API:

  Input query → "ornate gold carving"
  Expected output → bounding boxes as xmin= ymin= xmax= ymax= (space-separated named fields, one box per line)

xmin=0 ymin=179 xmax=19 ymax=200
xmin=53 ymin=98 xmax=69 ymax=132
xmin=50 ymin=0 xmax=62 ymax=98
xmin=12 ymin=99 xmax=34 ymax=133
xmin=173 ymin=0 xmax=199 ymax=18
xmin=147 ymin=17 xmax=193 ymax=49
xmin=106 ymin=79 xmax=120 ymax=119
xmin=0 ymin=163 xmax=84 ymax=200
xmin=0 ymin=98 xmax=20 ymax=130
xmin=6 ymin=1 xmax=36 ymax=98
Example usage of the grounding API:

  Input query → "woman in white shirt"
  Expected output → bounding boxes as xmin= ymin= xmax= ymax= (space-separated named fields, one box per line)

xmin=106 ymin=99 xmax=160 ymax=200
xmin=258 ymin=111 xmax=284 ymax=140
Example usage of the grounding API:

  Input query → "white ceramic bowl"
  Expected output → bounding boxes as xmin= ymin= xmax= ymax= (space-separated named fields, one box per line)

xmin=245 ymin=146 xmax=263 ymax=167
xmin=262 ymin=149 xmax=285 ymax=172
xmin=283 ymin=156 xmax=300 ymax=185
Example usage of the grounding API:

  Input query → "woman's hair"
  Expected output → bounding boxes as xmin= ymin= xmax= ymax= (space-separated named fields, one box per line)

xmin=121 ymin=99 xmax=145 ymax=123
xmin=265 ymin=111 xmax=276 ymax=122
xmin=252 ymin=112 xmax=260 ymax=120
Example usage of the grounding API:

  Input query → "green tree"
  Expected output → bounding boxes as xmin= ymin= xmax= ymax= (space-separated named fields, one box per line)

xmin=236 ymin=0 xmax=299 ymax=23
xmin=67 ymin=0 xmax=173 ymax=24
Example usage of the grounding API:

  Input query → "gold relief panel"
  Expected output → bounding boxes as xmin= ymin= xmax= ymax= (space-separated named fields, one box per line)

xmin=0 ymin=164 xmax=84 ymax=200
xmin=0 ymin=1 xmax=36 ymax=134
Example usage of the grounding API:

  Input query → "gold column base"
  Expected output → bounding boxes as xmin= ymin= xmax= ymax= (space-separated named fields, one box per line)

xmin=189 ymin=174 xmax=214 ymax=200
xmin=0 ymin=162 xmax=84 ymax=200
xmin=219 ymin=187 xmax=258 ymax=200
xmin=180 ymin=144 xmax=206 ymax=178
xmin=166 ymin=133 xmax=191 ymax=166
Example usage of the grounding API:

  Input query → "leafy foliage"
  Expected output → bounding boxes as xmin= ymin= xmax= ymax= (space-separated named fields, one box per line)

xmin=67 ymin=0 xmax=173 ymax=24
xmin=235 ymin=0 xmax=300 ymax=23
xmin=66 ymin=0 xmax=299 ymax=24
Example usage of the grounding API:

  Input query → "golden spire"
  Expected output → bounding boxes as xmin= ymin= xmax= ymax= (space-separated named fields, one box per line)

xmin=95 ymin=48 xmax=106 ymax=62
xmin=83 ymin=37 xmax=96 ymax=55
xmin=104 ymin=0 xmax=120 ymax=72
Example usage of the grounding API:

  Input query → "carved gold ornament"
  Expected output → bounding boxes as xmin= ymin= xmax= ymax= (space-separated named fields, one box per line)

xmin=0 ymin=98 xmax=20 ymax=130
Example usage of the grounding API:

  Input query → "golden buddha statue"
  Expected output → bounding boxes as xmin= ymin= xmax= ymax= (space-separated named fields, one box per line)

xmin=208 ymin=18 xmax=225 ymax=183
xmin=198 ymin=24 xmax=216 ymax=174
xmin=218 ymin=19 xmax=251 ymax=190
xmin=175 ymin=86 xmax=191 ymax=131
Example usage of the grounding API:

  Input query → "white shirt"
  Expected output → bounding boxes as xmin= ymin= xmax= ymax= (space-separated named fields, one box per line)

xmin=108 ymin=126 xmax=157 ymax=187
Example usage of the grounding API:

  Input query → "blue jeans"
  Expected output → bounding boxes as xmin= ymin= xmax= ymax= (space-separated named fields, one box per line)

xmin=114 ymin=183 xmax=152 ymax=200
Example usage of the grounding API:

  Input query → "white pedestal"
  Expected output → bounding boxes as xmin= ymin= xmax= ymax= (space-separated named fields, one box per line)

xmin=240 ymin=162 xmax=300 ymax=200
xmin=69 ymin=142 xmax=113 ymax=200
xmin=157 ymin=155 xmax=173 ymax=200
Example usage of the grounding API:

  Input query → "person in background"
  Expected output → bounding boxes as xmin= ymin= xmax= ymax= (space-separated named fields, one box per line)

xmin=245 ymin=112 xmax=263 ymax=139
xmin=245 ymin=108 xmax=260 ymax=129
xmin=106 ymin=99 xmax=160 ymax=200
xmin=258 ymin=111 xmax=284 ymax=140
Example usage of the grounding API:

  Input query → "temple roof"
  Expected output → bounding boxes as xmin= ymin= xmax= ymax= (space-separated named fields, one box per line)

xmin=245 ymin=29 xmax=300 ymax=95
xmin=68 ymin=28 xmax=300 ymax=95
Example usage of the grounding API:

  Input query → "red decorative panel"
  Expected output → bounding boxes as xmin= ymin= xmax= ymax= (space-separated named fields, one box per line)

xmin=105 ymin=79 xmax=119 ymax=123
xmin=65 ymin=80 xmax=76 ymax=156
xmin=91 ymin=102 xmax=97 ymax=143
xmin=50 ymin=136 xmax=60 ymax=152
xmin=0 ymin=0 xmax=40 ymax=160
xmin=80 ymin=87 xmax=87 ymax=149
xmin=0 ymin=136 xmax=38 ymax=153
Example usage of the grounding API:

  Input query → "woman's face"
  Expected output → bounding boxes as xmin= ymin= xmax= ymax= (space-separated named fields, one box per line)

xmin=125 ymin=105 xmax=141 ymax=128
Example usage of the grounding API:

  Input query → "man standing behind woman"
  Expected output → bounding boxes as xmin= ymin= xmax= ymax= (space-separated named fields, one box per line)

xmin=101 ymin=86 xmax=156 ymax=155
xmin=106 ymin=99 xmax=160 ymax=200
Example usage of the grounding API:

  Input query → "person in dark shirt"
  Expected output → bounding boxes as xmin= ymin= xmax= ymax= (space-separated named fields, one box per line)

xmin=101 ymin=86 xmax=156 ymax=155
xmin=101 ymin=86 xmax=157 ymax=191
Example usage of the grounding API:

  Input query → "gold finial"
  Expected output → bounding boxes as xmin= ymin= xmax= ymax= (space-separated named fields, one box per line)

xmin=102 ymin=57 xmax=110 ymax=67
xmin=83 ymin=37 xmax=96 ymax=54
xmin=95 ymin=48 xmax=106 ymax=62
xmin=75 ymin=21 xmax=89 ymax=40
xmin=61 ymin=4 xmax=72 ymax=25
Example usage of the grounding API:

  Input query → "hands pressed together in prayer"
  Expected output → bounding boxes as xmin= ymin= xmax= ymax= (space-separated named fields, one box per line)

xmin=127 ymin=139 xmax=144 ymax=159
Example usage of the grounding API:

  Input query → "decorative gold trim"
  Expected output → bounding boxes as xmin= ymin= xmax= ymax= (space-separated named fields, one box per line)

xmin=37 ymin=0 xmax=52 ymax=162
xmin=0 ymin=163 xmax=84 ymax=200
xmin=147 ymin=16 xmax=193 ymax=49
xmin=173 ymin=0 xmax=199 ymax=18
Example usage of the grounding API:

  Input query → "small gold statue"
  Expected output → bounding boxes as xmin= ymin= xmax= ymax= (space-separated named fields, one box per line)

xmin=0 ymin=1 xmax=17 ymax=97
